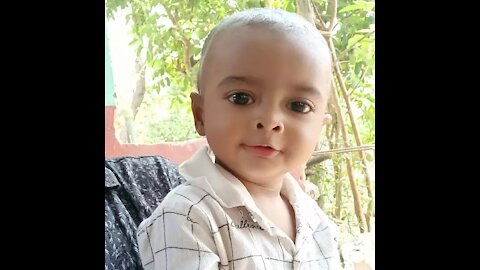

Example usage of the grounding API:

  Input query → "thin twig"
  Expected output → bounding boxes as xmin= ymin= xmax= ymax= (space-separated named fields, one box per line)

xmin=337 ymin=30 xmax=375 ymax=61
xmin=312 ymin=1 xmax=326 ymax=30
xmin=330 ymin=80 xmax=367 ymax=233
xmin=348 ymin=67 xmax=367 ymax=96
xmin=312 ymin=144 xmax=375 ymax=156
xmin=327 ymin=34 xmax=375 ymax=232
xmin=328 ymin=0 xmax=337 ymax=31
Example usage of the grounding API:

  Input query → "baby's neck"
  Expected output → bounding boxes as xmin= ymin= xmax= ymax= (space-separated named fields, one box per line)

xmin=239 ymin=176 xmax=284 ymax=199
xmin=241 ymin=177 xmax=297 ymax=242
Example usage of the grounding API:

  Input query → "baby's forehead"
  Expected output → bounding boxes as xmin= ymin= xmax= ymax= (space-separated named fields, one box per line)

xmin=210 ymin=24 xmax=326 ymax=54
xmin=197 ymin=14 xmax=331 ymax=92
xmin=199 ymin=8 xmax=328 ymax=59
xmin=200 ymin=27 xmax=331 ymax=87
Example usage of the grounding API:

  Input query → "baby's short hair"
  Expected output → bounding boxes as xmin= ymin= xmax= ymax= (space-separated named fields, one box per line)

xmin=197 ymin=8 xmax=331 ymax=92
xmin=202 ymin=8 xmax=327 ymax=57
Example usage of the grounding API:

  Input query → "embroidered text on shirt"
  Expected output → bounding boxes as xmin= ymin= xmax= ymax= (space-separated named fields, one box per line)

xmin=230 ymin=219 xmax=264 ymax=230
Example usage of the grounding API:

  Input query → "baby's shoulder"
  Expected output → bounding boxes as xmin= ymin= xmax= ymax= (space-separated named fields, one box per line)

xmin=140 ymin=183 xmax=227 ymax=234
xmin=163 ymin=183 xmax=208 ymax=205
xmin=154 ymin=183 xmax=224 ymax=219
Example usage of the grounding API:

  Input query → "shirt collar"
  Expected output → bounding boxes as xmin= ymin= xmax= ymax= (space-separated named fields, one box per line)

xmin=179 ymin=145 xmax=254 ymax=209
xmin=178 ymin=145 xmax=313 ymax=233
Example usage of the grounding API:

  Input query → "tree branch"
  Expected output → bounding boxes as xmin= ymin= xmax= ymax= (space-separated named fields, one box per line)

xmin=163 ymin=4 xmax=191 ymax=73
xmin=311 ymin=144 xmax=375 ymax=156
xmin=327 ymin=0 xmax=337 ymax=31
xmin=312 ymin=1 xmax=326 ymax=30
xmin=306 ymin=153 xmax=332 ymax=167
xmin=296 ymin=0 xmax=316 ymax=24
xmin=327 ymin=32 xmax=375 ymax=232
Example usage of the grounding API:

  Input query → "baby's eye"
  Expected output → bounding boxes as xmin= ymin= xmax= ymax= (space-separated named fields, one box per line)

xmin=227 ymin=92 xmax=253 ymax=105
xmin=288 ymin=101 xmax=314 ymax=113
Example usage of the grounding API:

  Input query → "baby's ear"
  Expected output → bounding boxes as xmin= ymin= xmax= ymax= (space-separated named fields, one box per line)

xmin=322 ymin=113 xmax=332 ymax=125
xmin=190 ymin=92 xmax=205 ymax=136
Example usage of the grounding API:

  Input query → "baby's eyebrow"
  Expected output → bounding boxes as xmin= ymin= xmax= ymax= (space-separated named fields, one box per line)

xmin=294 ymin=85 xmax=323 ymax=99
xmin=217 ymin=75 xmax=262 ymax=87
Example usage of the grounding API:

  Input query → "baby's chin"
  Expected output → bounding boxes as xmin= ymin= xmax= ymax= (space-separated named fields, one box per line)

xmin=233 ymin=166 xmax=289 ymax=184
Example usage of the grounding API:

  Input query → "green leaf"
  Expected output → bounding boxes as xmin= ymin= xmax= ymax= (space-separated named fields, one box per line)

xmin=128 ymin=38 xmax=137 ymax=46
xmin=136 ymin=45 xmax=143 ymax=56
xmin=284 ymin=1 xmax=296 ymax=12
xmin=147 ymin=50 xmax=153 ymax=63
xmin=347 ymin=34 xmax=364 ymax=48
xmin=357 ymin=28 xmax=373 ymax=34
xmin=339 ymin=1 xmax=375 ymax=13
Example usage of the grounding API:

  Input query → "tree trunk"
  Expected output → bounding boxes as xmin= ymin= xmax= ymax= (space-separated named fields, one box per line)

xmin=131 ymin=55 xmax=146 ymax=120
xmin=296 ymin=0 xmax=316 ymax=24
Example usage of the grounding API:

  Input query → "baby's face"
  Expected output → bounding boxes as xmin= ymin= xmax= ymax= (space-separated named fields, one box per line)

xmin=192 ymin=25 xmax=331 ymax=183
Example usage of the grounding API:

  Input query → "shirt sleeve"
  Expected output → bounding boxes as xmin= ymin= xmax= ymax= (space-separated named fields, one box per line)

xmin=137 ymin=203 xmax=221 ymax=270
